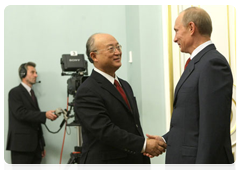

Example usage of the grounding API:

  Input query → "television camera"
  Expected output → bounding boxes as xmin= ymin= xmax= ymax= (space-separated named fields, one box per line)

xmin=59 ymin=52 xmax=88 ymax=163
xmin=61 ymin=52 xmax=88 ymax=97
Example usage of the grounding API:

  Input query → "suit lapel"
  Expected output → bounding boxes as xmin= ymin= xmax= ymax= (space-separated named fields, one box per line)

xmin=120 ymin=79 xmax=144 ymax=136
xmin=173 ymin=44 xmax=216 ymax=106
xmin=91 ymin=70 xmax=131 ymax=112
xmin=119 ymin=79 xmax=133 ymax=111
xmin=19 ymin=84 xmax=39 ymax=109
xmin=91 ymin=70 xmax=144 ymax=137
xmin=173 ymin=63 xmax=194 ymax=106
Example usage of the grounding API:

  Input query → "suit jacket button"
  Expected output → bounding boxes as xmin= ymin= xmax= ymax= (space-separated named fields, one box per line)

xmin=136 ymin=124 xmax=138 ymax=128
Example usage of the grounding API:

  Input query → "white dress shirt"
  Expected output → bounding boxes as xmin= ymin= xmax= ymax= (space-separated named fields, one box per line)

xmin=94 ymin=67 xmax=121 ymax=85
xmin=190 ymin=40 xmax=213 ymax=60
xmin=21 ymin=82 xmax=32 ymax=96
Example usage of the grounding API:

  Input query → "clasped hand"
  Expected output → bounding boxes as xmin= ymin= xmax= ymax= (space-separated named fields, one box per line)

xmin=144 ymin=134 xmax=167 ymax=158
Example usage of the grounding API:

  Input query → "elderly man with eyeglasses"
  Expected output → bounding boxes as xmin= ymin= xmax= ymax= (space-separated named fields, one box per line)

xmin=74 ymin=33 xmax=167 ymax=164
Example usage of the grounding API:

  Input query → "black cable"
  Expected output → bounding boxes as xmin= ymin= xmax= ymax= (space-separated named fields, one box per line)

xmin=44 ymin=122 xmax=65 ymax=134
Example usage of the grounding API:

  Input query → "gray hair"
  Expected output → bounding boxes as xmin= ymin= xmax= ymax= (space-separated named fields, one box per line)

xmin=86 ymin=33 xmax=100 ymax=63
xmin=182 ymin=7 xmax=212 ymax=37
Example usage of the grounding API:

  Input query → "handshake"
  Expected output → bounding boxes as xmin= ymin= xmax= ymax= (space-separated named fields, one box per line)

xmin=143 ymin=134 xmax=167 ymax=158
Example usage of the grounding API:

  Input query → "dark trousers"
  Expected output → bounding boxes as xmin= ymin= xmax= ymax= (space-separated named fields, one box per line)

xmin=11 ymin=146 xmax=42 ymax=164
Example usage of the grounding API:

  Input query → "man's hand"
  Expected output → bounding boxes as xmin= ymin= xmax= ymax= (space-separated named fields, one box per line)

xmin=42 ymin=150 xmax=46 ymax=158
xmin=146 ymin=134 xmax=166 ymax=143
xmin=144 ymin=134 xmax=167 ymax=158
xmin=46 ymin=110 xmax=58 ymax=121
xmin=145 ymin=137 xmax=167 ymax=157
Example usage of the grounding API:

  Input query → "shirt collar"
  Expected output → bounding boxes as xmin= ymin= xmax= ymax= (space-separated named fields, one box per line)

xmin=94 ymin=67 xmax=120 ymax=85
xmin=190 ymin=40 xmax=213 ymax=60
xmin=21 ymin=82 xmax=32 ymax=95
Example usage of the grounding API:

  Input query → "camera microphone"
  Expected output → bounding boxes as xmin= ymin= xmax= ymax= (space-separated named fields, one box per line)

xmin=36 ymin=81 xmax=41 ymax=83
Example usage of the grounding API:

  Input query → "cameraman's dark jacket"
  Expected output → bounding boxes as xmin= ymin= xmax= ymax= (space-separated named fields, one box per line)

xmin=6 ymin=84 xmax=46 ymax=152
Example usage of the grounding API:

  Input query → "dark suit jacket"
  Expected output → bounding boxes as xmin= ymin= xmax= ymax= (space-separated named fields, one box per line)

xmin=74 ymin=70 xmax=150 ymax=164
xmin=163 ymin=44 xmax=234 ymax=164
xmin=6 ymin=84 xmax=46 ymax=152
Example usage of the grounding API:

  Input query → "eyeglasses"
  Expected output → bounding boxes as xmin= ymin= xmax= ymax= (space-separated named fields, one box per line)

xmin=93 ymin=45 xmax=122 ymax=53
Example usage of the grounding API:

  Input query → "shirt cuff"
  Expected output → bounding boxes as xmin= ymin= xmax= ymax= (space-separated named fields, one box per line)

xmin=162 ymin=136 xmax=166 ymax=143
xmin=141 ymin=139 xmax=147 ymax=153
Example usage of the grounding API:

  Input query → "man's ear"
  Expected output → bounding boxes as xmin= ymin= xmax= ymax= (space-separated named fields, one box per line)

xmin=90 ymin=52 xmax=97 ymax=63
xmin=189 ymin=22 xmax=196 ymax=35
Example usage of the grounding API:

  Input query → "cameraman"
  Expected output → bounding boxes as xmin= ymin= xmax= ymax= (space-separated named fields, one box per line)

xmin=6 ymin=62 xmax=58 ymax=164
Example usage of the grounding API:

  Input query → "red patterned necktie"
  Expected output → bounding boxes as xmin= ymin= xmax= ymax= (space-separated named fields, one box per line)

xmin=184 ymin=58 xmax=191 ymax=70
xmin=114 ymin=80 xmax=131 ymax=110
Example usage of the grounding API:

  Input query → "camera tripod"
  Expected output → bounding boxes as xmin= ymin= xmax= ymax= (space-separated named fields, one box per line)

xmin=67 ymin=125 xmax=83 ymax=164
xmin=60 ymin=101 xmax=83 ymax=164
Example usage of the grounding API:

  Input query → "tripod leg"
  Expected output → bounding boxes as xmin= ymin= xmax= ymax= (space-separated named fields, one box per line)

xmin=67 ymin=153 xmax=75 ymax=164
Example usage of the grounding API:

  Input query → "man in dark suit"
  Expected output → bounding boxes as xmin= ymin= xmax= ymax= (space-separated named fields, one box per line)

xmin=74 ymin=33 xmax=167 ymax=164
xmin=146 ymin=7 xmax=234 ymax=164
xmin=6 ymin=62 xmax=58 ymax=164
